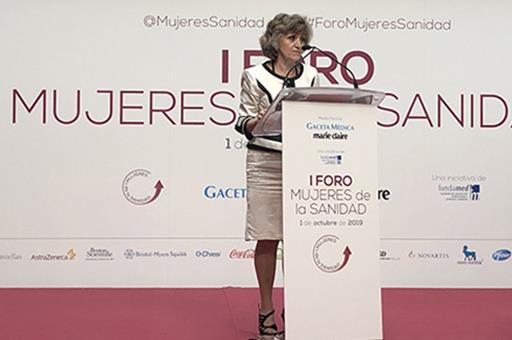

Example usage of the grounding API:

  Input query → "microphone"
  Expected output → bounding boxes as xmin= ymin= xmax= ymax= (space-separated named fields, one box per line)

xmin=307 ymin=45 xmax=359 ymax=89
xmin=282 ymin=46 xmax=315 ymax=88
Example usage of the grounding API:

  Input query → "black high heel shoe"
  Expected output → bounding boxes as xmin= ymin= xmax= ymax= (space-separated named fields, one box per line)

xmin=258 ymin=310 xmax=282 ymax=337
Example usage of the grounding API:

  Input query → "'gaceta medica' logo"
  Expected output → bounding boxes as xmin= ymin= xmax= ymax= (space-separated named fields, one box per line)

xmin=203 ymin=185 xmax=246 ymax=199
xmin=305 ymin=122 xmax=355 ymax=131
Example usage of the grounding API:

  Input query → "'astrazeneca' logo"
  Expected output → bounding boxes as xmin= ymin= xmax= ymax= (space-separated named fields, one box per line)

xmin=492 ymin=249 xmax=511 ymax=262
xmin=306 ymin=122 xmax=355 ymax=131
xmin=85 ymin=247 xmax=114 ymax=261
xmin=195 ymin=250 xmax=221 ymax=258
xmin=124 ymin=249 xmax=187 ymax=260
xmin=122 ymin=169 xmax=164 ymax=205
xmin=203 ymin=185 xmax=246 ymax=199
xmin=456 ymin=245 xmax=483 ymax=265
xmin=312 ymin=235 xmax=352 ymax=273
xmin=31 ymin=249 xmax=76 ymax=261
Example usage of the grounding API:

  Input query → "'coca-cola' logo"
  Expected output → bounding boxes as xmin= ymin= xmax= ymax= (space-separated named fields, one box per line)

xmin=229 ymin=249 xmax=255 ymax=259
xmin=229 ymin=248 xmax=283 ymax=260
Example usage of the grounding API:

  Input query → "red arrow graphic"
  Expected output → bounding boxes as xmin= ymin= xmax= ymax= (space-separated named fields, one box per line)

xmin=336 ymin=246 xmax=352 ymax=272
xmin=147 ymin=180 xmax=164 ymax=204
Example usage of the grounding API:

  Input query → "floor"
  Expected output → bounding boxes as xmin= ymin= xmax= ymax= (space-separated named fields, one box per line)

xmin=0 ymin=288 xmax=511 ymax=340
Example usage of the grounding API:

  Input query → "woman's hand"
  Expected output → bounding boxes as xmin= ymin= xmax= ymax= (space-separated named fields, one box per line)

xmin=245 ymin=110 xmax=265 ymax=134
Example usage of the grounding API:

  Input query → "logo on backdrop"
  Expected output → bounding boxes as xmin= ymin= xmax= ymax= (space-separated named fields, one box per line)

xmin=85 ymin=247 xmax=114 ymax=261
xmin=377 ymin=188 xmax=392 ymax=201
xmin=203 ymin=185 xmax=246 ymax=199
xmin=123 ymin=249 xmax=187 ymax=260
xmin=122 ymin=169 xmax=164 ymax=205
xmin=491 ymin=249 xmax=511 ymax=262
xmin=0 ymin=253 xmax=23 ymax=261
xmin=432 ymin=174 xmax=486 ymax=201
xmin=456 ymin=245 xmax=483 ymax=265
xmin=380 ymin=249 xmax=400 ymax=261
xmin=31 ymin=249 xmax=76 ymax=261
xmin=408 ymin=250 xmax=449 ymax=260
xmin=195 ymin=250 xmax=221 ymax=258
xmin=312 ymin=235 xmax=352 ymax=273
xmin=229 ymin=248 xmax=283 ymax=260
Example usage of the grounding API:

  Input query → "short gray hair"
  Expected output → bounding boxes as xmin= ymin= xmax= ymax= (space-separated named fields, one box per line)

xmin=260 ymin=13 xmax=313 ymax=61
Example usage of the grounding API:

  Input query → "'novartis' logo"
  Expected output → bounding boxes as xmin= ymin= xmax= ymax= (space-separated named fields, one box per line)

xmin=122 ymin=169 xmax=164 ymax=205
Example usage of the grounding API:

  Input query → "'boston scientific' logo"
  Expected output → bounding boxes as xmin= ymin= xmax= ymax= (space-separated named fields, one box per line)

xmin=122 ymin=169 xmax=164 ymax=205
xmin=312 ymin=235 xmax=352 ymax=273
xmin=85 ymin=247 xmax=114 ymax=261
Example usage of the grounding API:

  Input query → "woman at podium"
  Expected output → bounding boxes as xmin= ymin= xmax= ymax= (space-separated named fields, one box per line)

xmin=235 ymin=13 xmax=319 ymax=338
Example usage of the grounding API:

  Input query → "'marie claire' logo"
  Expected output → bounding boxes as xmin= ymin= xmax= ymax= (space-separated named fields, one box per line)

xmin=122 ymin=169 xmax=164 ymax=205
xmin=312 ymin=235 xmax=352 ymax=273
xmin=312 ymin=132 xmax=349 ymax=141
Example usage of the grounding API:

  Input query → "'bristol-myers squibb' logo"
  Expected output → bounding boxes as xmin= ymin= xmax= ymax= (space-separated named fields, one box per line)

xmin=203 ymin=185 xmax=246 ymax=199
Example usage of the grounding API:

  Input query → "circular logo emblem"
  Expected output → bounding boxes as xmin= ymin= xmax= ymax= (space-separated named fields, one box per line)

xmin=312 ymin=234 xmax=352 ymax=273
xmin=124 ymin=249 xmax=135 ymax=260
xmin=122 ymin=169 xmax=164 ymax=205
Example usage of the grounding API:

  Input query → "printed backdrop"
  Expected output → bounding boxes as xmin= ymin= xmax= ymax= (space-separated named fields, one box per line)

xmin=0 ymin=0 xmax=510 ymax=287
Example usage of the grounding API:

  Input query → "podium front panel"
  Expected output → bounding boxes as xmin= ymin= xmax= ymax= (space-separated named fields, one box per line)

xmin=282 ymin=100 xmax=382 ymax=340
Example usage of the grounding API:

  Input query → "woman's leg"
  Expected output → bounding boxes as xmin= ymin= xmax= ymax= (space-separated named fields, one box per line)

xmin=255 ymin=239 xmax=279 ymax=316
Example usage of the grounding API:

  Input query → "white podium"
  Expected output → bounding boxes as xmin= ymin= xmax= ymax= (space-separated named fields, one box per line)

xmin=254 ymin=87 xmax=385 ymax=340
